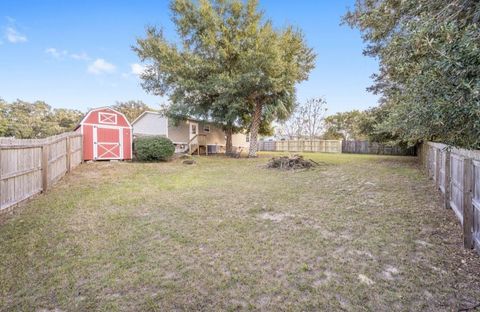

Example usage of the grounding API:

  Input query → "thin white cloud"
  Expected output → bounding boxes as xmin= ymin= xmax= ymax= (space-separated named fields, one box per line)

xmin=45 ymin=47 xmax=91 ymax=61
xmin=45 ymin=47 xmax=67 ymax=59
xmin=5 ymin=26 xmax=27 ymax=43
xmin=131 ymin=63 xmax=146 ymax=76
xmin=70 ymin=52 xmax=90 ymax=61
xmin=87 ymin=58 xmax=116 ymax=75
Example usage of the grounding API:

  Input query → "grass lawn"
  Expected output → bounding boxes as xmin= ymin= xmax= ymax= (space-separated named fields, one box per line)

xmin=1 ymin=153 xmax=479 ymax=311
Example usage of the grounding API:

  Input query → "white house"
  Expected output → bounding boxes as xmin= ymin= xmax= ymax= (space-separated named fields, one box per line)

xmin=132 ymin=111 xmax=249 ymax=154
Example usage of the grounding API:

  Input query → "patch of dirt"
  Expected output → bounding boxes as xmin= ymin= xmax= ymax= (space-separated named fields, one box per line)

xmin=260 ymin=212 xmax=294 ymax=222
xmin=381 ymin=265 xmax=400 ymax=280
xmin=358 ymin=274 xmax=375 ymax=285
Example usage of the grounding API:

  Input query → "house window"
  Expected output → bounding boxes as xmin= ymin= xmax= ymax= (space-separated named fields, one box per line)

xmin=204 ymin=125 xmax=210 ymax=133
xmin=246 ymin=134 xmax=250 ymax=142
xmin=191 ymin=124 xmax=197 ymax=135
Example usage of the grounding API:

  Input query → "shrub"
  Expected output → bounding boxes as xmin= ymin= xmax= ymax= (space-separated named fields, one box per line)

xmin=134 ymin=136 xmax=175 ymax=161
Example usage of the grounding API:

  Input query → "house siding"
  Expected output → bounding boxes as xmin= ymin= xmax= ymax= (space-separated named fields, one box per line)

xmin=132 ymin=112 xmax=249 ymax=152
xmin=132 ymin=113 xmax=168 ymax=137
xmin=168 ymin=120 xmax=190 ymax=143
xmin=200 ymin=123 xmax=225 ymax=146
xmin=232 ymin=133 xmax=249 ymax=149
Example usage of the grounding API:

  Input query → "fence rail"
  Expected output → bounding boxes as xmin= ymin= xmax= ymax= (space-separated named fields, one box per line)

xmin=0 ymin=132 xmax=83 ymax=212
xmin=342 ymin=140 xmax=415 ymax=156
xmin=419 ymin=142 xmax=480 ymax=252
xmin=258 ymin=140 xmax=342 ymax=153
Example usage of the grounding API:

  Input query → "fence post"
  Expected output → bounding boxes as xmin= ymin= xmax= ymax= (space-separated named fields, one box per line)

xmin=41 ymin=143 xmax=49 ymax=192
xmin=463 ymin=158 xmax=474 ymax=249
xmin=65 ymin=136 xmax=71 ymax=173
xmin=0 ymin=148 xmax=2 ymax=209
xmin=435 ymin=148 xmax=441 ymax=189
xmin=80 ymin=134 xmax=84 ymax=162
xmin=444 ymin=150 xmax=451 ymax=209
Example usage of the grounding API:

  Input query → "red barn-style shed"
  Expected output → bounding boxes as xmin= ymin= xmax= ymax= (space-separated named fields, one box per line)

xmin=77 ymin=107 xmax=132 ymax=161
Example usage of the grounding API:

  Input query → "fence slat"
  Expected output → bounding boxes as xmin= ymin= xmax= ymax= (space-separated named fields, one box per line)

xmin=41 ymin=144 xmax=49 ymax=192
xmin=444 ymin=150 xmax=451 ymax=209
xmin=463 ymin=158 xmax=474 ymax=248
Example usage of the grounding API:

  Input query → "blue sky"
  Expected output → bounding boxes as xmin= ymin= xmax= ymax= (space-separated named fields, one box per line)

xmin=0 ymin=0 xmax=379 ymax=115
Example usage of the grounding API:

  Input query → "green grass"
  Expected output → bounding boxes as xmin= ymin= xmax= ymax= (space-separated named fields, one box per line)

xmin=1 ymin=153 xmax=479 ymax=311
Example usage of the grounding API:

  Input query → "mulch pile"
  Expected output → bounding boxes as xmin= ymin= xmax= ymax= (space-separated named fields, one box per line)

xmin=266 ymin=154 xmax=320 ymax=170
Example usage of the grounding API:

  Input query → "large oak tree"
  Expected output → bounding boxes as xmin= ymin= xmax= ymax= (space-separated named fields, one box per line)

xmin=134 ymin=0 xmax=315 ymax=156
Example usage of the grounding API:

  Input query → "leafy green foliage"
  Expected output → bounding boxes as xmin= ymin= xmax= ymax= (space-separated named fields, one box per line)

xmin=113 ymin=100 xmax=152 ymax=123
xmin=323 ymin=110 xmax=367 ymax=140
xmin=0 ymin=99 xmax=83 ymax=139
xmin=345 ymin=0 xmax=480 ymax=149
xmin=134 ymin=136 xmax=175 ymax=161
xmin=134 ymin=0 xmax=315 ymax=156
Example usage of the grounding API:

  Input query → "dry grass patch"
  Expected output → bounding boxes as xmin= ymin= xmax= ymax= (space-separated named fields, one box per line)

xmin=0 ymin=153 xmax=479 ymax=311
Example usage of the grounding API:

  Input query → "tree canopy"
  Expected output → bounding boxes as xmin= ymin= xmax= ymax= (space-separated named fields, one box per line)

xmin=345 ymin=0 xmax=480 ymax=149
xmin=323 ymin=110 xmax=366 ymax=140
xmin=134 ymin=0 xmax=315 ymax=156
xmin=0 ymin=99 xmax=83 ymax=139
xmin=113 ymin=100 xmax=152 ymax=123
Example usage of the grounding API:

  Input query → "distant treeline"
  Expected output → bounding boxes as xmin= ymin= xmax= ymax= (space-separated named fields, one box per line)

xmin=0 ymin=99 xmax=152 ymax=139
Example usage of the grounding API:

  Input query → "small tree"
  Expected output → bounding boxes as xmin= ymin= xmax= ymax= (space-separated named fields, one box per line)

xmin=276 ymin=97 xmax=327 ymax=140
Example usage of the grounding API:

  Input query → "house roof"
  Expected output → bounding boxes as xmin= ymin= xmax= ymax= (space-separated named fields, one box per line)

xmin=131 ymin=111 xmax=220 ymax=127
xmin=131 ymin=111 xmax=163 ymax=125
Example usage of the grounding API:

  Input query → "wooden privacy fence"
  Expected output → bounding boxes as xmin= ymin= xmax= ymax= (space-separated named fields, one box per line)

xmin=419 ymin=142 xmax=480 ymax=252
xmin=342 ymin=140 xmax=415 ymax=156
xmin=0 ymin=132 xmax=83 ymax=212
xmin=258 ymin=140 xmax=342 ymax=153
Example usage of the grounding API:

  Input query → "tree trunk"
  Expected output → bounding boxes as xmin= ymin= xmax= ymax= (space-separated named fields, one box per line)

xmin=248 ymin=101 xmax=262 ymax=157
xmin=225 ymin=126 xmax=233 ymax=156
